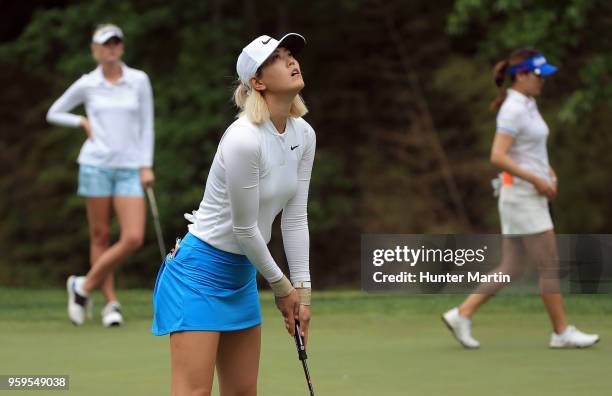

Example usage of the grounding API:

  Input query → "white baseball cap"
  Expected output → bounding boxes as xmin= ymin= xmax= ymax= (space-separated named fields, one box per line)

xmin=92 ymin=24 xmax=124 ymax=44
xmin=236 ymin=33 xmax=306 ymax=88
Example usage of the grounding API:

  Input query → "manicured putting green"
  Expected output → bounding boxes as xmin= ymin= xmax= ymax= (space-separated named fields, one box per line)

xmin=0 ymin=289 xmax=610 ymax=395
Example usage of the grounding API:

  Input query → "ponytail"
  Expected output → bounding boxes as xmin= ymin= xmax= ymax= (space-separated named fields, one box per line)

xmin=493 ymin=60 xmax=509 ymax=88
xmin=490 ymin=59 xmax=509 ymax=112
xmin=489 ymin=48 xmax=539 ymax=112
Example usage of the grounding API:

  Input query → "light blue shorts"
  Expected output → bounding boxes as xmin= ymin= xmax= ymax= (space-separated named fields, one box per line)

xmin=151 ymin=232 xmax=261 ymax=335
xmin=78 ymin=164 xmax=143 ymax=197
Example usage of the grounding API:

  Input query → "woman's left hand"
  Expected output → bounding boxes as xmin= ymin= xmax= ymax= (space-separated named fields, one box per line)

xmin=549 ymin=167 xmax=558 ymax=200
xmin=140 ymin=167 xmax=155 ymax=189
xmin=298 ymin=304 xmax=311 ymax=347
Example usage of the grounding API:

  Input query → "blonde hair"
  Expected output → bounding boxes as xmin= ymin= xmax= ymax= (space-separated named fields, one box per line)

xmin=233 ymin=82 xmax=308 ymax=124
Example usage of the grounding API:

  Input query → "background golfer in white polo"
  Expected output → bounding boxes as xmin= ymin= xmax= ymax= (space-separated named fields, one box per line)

xmin=442 ymin=49 xmax=599 ymax=349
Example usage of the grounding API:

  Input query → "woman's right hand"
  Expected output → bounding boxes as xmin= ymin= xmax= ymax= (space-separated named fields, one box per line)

xmin=80 ymin=117 xmax=93 ymax=140
xmin=532 ymin=176 xmax=556 ymax=201
xmin=274 ymin=289 xmax=300 ymax=337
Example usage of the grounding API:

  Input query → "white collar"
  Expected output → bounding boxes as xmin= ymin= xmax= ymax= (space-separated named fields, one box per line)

xmin=93 ymin=63 xmax=130 ymax=87
xmin=506 ymin=88 xmax=536 ymax=107
xmin=263 ymin=117 xmax=292 ymax=138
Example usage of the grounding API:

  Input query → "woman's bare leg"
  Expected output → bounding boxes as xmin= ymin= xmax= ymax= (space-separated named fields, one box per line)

xmin=170 ymin=331 xmax=220 ymax=396
xmin=85 ymin=197 xmax=116 ymax=302
xmin=522 ymin=230 xmax=567 ymax=334
xmin=83 ymin=196 xmax=146 ymax=293
xmin=216 ymin=325 xmax=261 ymax=396
xmin=459 ymin=237 xmax=528 ymax=318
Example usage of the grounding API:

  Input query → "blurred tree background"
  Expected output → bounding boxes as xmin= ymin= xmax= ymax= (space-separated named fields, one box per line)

xmin=1 ymin=0 xmax=611 ymax=288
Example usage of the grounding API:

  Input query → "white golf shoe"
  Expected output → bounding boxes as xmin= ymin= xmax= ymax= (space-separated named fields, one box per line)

xmin=549 ymin=325 xmax=600 ymax=349
xmin=101 ymin=301 xmax=124 ymax=327
xmin=442 ymin=307 xmax=480 ymax=349
xmin=66 ymin=275 xmax=91 ymax=326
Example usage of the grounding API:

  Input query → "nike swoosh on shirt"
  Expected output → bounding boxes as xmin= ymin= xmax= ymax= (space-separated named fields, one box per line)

xmin=291 ymin=145 xmax=299 ymax=151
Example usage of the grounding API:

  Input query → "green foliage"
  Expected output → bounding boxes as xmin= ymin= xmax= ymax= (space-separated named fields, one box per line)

xmin=446 ymin=0 xmax=612 ymax=233
xmin=2 ymin=0 xmax=612 ymax=287
xmin=447 ymin=0 xmax=611 ymax=121
xmin=1 ymin=1 xmax=243 ymax=286
xmin=0 ymin=0 xmax=361 ymax=287
xmin=560 ymin=54 xmax=612 ymax=123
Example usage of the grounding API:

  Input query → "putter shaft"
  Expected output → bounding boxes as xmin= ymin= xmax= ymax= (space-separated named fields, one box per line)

xmin=294 ymin=320 xmax=315 ymax=396
xmin=146 ymin=187 xmax=167 ymax=260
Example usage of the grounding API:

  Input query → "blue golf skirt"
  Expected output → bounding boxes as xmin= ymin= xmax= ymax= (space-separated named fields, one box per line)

xmin=151 ymin=232 xmax=261 ymax=335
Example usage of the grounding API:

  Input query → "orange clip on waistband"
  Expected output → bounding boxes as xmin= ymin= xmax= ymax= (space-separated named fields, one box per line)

xmin=501 ymin=171 xmax=514 ymax=185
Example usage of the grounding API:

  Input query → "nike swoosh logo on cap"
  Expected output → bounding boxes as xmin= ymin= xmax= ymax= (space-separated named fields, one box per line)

xmin=262 ymin=38 xmax=272 ymax=44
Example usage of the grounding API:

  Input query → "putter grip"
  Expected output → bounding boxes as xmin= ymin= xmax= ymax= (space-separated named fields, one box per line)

xmin=294 ymin=320 xmax=308 ymax=361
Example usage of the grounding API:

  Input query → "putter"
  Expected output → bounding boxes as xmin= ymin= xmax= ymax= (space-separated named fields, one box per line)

xmin=145 ymin=186 xmax=166 ymax=260
xmin=294 ymin=320 xmax=315 ymax=396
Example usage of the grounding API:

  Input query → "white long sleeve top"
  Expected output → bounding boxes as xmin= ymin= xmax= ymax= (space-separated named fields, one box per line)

xmin=46 ymin=63 xmax=154 ymax=168
xmin=187 ymin=115 xmax=316 ymax=284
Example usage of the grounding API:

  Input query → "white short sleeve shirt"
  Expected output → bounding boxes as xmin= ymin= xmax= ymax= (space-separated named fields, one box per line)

xmin=496 ymin=89 xmax=552 ymax=189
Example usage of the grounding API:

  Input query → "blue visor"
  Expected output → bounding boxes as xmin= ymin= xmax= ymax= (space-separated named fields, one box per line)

xmin=508 ymin=54 xmax=558 ymax=77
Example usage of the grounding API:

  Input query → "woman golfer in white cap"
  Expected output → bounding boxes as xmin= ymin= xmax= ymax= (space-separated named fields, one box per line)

xmin=46 ymin=24 xmax=155 ymax=327
xmin=152 ymin=33 xmax=314 ymax=395
xmin=442 ymin=49 xmax=599 ymax=349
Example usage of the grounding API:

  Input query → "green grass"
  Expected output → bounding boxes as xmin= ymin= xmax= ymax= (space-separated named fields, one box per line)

xmin=1 ymin=289 xmax=611 ymax=395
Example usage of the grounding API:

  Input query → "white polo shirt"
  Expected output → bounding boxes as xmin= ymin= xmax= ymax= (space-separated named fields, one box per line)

xmin=46 ymin=63 xmax=154 ymax=168
xmin=187 ymin=115 xmax=316 ymax=284
xmin=496 ymin=89 xmax=552 ymax=189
